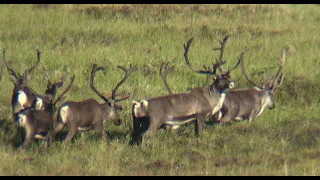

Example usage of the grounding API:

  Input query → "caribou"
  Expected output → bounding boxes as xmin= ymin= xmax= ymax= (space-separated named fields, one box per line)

xmin=216 ymin=49 xmax=286 ymax=125
xmin=130 ymin=62 xmax=177 ymax=141
xmin=131 ymin=36 xmax=246 ymax=146
xmin=2 ymin=48 xmax=41 ymax=118
xmin=53 ymin=63 xmax=136 ymax=143
xmin=2 ymin=48 xmax=69 ymax=121
xmin=15 ymin=75 xmax=76 ymax=149
xmin=34 ymin=66 xmax=70 ymax=111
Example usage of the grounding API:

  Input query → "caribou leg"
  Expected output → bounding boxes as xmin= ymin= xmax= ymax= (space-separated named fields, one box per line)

xmin=249 ymin=106 xmax=261 ymax=123
xmin=52 ymin=122 xmax=65 ymax=141
xmin=94 ymin=122 xmax=108 ymax=141
xmin=219 ymin=111 xmax=233 ymax=126
xmin=20 ymin=127 xmax=35 ymax=150
xmin=64 ymin=126 xmax=78 ymax=144
xmin=195 ymin=113 xmax=206 ymax=136
xmin=142 ymin=118 xmax=161 ymax=147
xmin=45 ymin=125 xmax=54 ymax=148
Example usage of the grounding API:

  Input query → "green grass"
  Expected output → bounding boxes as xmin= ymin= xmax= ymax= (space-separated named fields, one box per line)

xmin=0 ymin=4 xmax=320 ymax=175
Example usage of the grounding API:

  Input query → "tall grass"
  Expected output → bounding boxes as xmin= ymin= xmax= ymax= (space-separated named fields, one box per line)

xmin=0 ymin=4 xmax=320 ymax=175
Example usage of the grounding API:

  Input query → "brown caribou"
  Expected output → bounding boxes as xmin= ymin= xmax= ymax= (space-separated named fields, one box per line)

xmin=53 ymin=63 xmax=136 ymax=143
xmin=216 ymin=49 xmax=286 ymax=125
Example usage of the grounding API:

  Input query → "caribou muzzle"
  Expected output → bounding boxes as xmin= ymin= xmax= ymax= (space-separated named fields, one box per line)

xmin=268 ymin=104 xmax=275 ymax=110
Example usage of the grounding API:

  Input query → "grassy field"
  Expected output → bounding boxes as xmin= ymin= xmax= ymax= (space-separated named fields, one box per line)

xmin=0 ymin=4 xmax=320 ymax=176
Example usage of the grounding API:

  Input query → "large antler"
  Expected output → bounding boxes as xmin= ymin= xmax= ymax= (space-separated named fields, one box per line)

xmin=90 ymin=64 xmax=111 ymax=104
xmin=184 ymin=37 xmax=227 ymax=75
xmin=0 ymin=52 xmax=5 ymax=81
xmin=270 ymin=49 xmax=286 ymax=92
xmin=201 ymin=64 xmax=213 ymax=87
xmin=0 ymin=63 xmax=2 ymax=81
xmin=53 ymin=75 xmax=76 ymax=104
xmin=240 ymin=49 xmax=263 ymax=89
xmin=224 ymin=47 xmax=247 ymax=76
xmin=111 ymin=64 xmax=137 ymax=102
xmin=44 ymin=65 xmax=70 ymax=100
xmin=3 ymin=48 xmax=40 ymax=81
xmin=160 ymin=62 xmax=174 ymax=94
xmin=212 ymin=35 xmax=229 ymax=73
xmin=55 ymin=66 xmax=69 ymax=88
xmin=3 ymin=48 xmax=19 ymax=79
xmin=22 ymin=49 xmax=41 ymax=79
xmin=43 ymin=65 xmax=52 ymax=87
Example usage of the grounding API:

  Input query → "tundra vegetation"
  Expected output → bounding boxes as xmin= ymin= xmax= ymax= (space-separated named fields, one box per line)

xmin=0 ymin=4 xmax=319 ymax=176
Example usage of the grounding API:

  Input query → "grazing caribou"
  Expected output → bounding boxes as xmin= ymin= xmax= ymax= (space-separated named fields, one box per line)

xmin=217 ymin=50 xmax=286 ymax=125
xmin=53 ymin=63 xmax=136 ymax=143
xmin=16 ymin=75 xmax=75 ymax=149
xmin=131 ymin=36 xmax=246 ymax=146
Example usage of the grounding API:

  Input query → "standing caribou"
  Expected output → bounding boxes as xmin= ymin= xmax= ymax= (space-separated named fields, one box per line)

xmin=131 ymin=36 xmax=246 ymax=146
xmin=216 ymin=50 xmax=286 ymax=125
xmin=130 ymin=62 xmax=178 ymax=142
xmin=16 ymin=75 xmax=75 ymax=149
xmin=2 ymin=48 xmax=69 ymax=121
xmin=53 ymin=63 xmax=136 ymax=143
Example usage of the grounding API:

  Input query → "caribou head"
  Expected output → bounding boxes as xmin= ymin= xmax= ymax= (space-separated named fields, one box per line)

xmin=183 ymin=36 xmax=245 ymax=93
xmin=53 ymin=63 xmax=137 ymax=144
xmin=90 ymin=63 xmax=137 ymax=125
xmin=38 ymin=66 xmax=70 ymax=109
xmin=2 ymin=48 xmax=40 ymax=89
xmin=240 ymin=49 xmax=286 ymax=110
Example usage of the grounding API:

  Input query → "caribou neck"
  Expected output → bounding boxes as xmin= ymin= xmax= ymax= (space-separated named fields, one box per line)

xmin=14 ymin=83 xmax=27 ymax=91
xmin=100 ymin=102 xmax=113 ymax=119
xmin=208 ymin=85 xmax=228 ymax=97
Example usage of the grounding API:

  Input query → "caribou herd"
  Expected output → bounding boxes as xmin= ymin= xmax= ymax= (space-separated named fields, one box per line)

xmin=0 ymin=36 xmax=286 ymax=149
